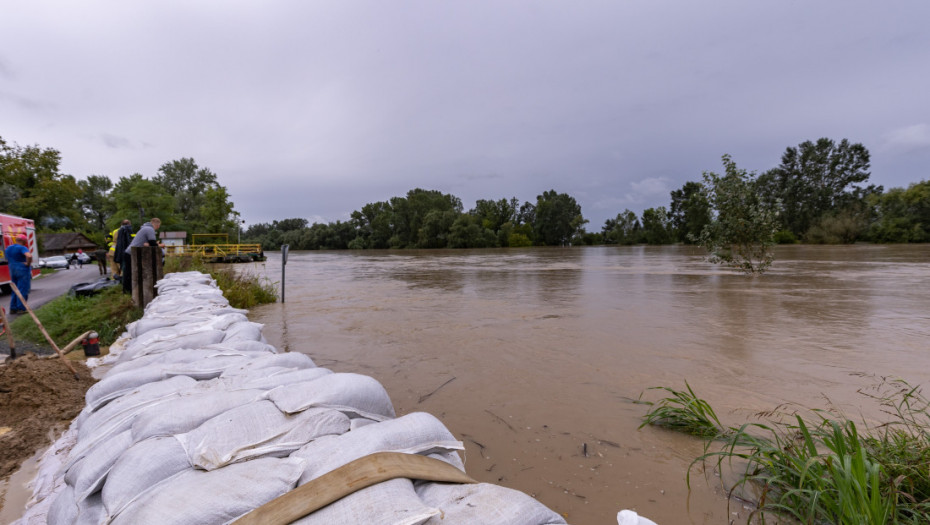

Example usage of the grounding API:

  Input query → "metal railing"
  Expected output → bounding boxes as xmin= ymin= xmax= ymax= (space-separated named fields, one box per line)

xmin=166 ymin=243 xmax=264 ymax=259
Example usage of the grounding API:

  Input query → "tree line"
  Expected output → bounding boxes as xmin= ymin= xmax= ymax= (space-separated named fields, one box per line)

xmin=0 ymin=135 xmax=239 ymax=246
xmin=245 ymin=138 xmax=929 ymax=252
xmin=4 ymin=133 xmax=930 ymax=258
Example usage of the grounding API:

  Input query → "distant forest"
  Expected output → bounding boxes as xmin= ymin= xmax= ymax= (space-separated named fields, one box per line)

xmin=2 ymin=134 xmax=929 ymax=250
xmin=244 ymin=138 xmax=930 ymax=250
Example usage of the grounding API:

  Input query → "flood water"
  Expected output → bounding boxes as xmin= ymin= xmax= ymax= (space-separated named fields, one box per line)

xmin=245 ymin=244 xmax=930 ymax=524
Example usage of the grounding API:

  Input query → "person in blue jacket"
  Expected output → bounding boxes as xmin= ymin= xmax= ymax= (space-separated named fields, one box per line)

xmin=5 ymin=234 xmax=33 ymax=314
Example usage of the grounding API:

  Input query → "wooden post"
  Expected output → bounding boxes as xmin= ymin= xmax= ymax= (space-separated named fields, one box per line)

xmin=0 ymin=307 xmax=16 ymax=359
xmin=131 ymin=246 xmax=163 ymax=309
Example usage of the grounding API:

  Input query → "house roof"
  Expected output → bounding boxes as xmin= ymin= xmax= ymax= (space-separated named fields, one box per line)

xmin=39 ymin=233 xmax=99 ymax=252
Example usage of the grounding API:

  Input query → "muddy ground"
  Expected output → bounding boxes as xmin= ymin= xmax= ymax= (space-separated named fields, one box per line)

xmin=0 ymin=350 xmax=96 ymax=516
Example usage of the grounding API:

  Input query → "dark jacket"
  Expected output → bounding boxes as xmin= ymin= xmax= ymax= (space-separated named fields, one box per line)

xmin=114 ymin=225 xmax=133 ymax=264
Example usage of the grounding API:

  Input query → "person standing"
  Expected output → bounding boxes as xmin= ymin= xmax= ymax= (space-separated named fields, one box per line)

xmin=122 ymin=218 xmax=162 ymax=294
xmin=113 ymin=219 xmax=132 ymax=284
xmin=4 ymin=235 xmax=32 ymax=314
xmin=94 ymin=245 xmax=108 ymax=276
xmin=77 ymin=248 xmax=84 ymax=269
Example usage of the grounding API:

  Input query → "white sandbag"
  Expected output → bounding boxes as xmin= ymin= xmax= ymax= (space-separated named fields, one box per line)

xmin=117 ymin=330 xmax=226 ymax=361
xmin=69 ymin=376 xmax=197 ymax=467
xmin=47 ymin=484 xmax=78 ymax=525
xmin=161 ymin=354 xmax=257 ymax=380
xmin=203 ymin=340 xmax=278 ymax=354
xmin=422 ymin=482 xmax=568 ymax=523
xmin=74 ymin=492 xmax=106 ymax=525
xmin=131 ymin=388 xmax=266 ymax=442
xmin=230 ymin=367 xmax=332 ymax=391
xmin=268 ymin=373 xmax=396 ymax=420
xmin=78 ymin=376 xmax=197 ymax=441
xmin=84 ymin=367 xmax=168 ymax=412
xmin=294 ymin=412 xmax=463 ymax=484
xmin=350 ymin=417 xmax=379 ymax=431
xmin=222 ymin=321 xmax=265 ymax=342
xmin=65 ymin=429 xmax=134 ymax=500
xmin=293 ymin=478 xmax=439 ymax=525
xmin=417 ymin=482 xmax=568 ymax=525
xmin=179 ymin=402 xmax=350 ymax=470
xmin=110 ymin=457 xmax=304 ymax=525
xmin=220 ymin=352 xmax=316 ymax=377
xmin=102 ymin=436 xmax=191 ymax=519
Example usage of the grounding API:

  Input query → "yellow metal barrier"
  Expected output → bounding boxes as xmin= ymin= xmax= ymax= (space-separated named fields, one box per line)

xmin=167 ymin=244 xmax=265 ymax=261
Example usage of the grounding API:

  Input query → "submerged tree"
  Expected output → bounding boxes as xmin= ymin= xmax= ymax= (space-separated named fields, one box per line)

xmin=693 ymin=155 xmax=779 ymax=274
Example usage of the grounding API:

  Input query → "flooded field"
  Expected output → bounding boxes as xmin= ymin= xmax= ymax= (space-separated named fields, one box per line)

xmin=246 ymin=244 xmax=930 ymax=524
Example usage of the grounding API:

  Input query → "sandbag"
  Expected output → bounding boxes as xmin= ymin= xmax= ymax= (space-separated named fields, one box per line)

xmin=110 ymin=457 xmax=304 ymax=525
xmin=117 ymin=330 xmax=226 ymax=361
xmin=131 ymin=388 xmax=266 ymax=442
xmin=102 ymin=436 xmax=191 ymax=519
xmin=293 ymin=412 xmax=463 ymax=484
xmin=77 ymin=376 xmax=197 ymax=440
xmin=74 ymin=492 xmax=106 ymax=525
xmin=84 ymin=367 xmax=168 ymax=412
xmin=417 ymin=482 xmax=568 ymax=525
xmin=229 ymin=367 xmax=332 ymax=391
xmin=220 ymin=352 xmax=316 ymax=377
xmin=179 ymin=402 xmax=350 ymax=470
xmin=293 ymin=478 xmax=439 ymax=525
xmin=47 ymin=484 xmax=78 ymax=525
xmin=65 ymin=429 xmax=134 ymax=500
xmin=222 ymin=321 xmax=265 ymax=343
xmin=268 ymin=373 xmax=396 ymax=420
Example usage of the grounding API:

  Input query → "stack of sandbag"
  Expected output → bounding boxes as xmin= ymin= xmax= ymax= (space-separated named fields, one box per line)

xmin=18 ymin=271 xmax=568 ymax=525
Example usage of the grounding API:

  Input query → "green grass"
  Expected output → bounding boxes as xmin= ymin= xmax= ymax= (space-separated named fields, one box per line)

xmin=163 ymin=255 xmax=278 ymax=309
xmin=637 ymin=381 xmax=726 ymax=438
xmin=9 ymin=286 xmax=142 ymax=347
xmin=639 ymin=380 xmax=930 ymax=524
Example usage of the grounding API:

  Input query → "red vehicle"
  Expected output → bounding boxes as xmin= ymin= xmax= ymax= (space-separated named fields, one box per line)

xmin=0 ymin=213 xmax=41 ymax=293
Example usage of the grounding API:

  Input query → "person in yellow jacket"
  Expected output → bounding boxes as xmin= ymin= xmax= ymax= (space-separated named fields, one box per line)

xmin=107 ymin=227 xmax=121 ymax=279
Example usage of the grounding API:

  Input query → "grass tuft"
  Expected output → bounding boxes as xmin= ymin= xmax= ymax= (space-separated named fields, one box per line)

xmin=638 ymin=380 xmax=930 ymax=524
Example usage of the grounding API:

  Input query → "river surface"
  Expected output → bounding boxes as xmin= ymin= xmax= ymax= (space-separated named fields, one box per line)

xmin=245 ymin=244 xmax=930 ymax=525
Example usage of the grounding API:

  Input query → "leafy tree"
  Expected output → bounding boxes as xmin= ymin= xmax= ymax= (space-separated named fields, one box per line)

xmin=199 ymin=186 xmax=237 ymax=235
xmin=272 ymin=218 xmax=309 ymax=232
xmin=418 ymin=209 xmax=458 ymax=248
xmin=0 ymin=138 xmax=82 ymax=228
xmin=350 ymin=201 xmax=394 ymax=249
xmin=602 ymin=210 xmax=641 ymax=245
xmin=533 ymin=190 xmax=585 ymax=246
xmin=669 ymin=181 xmax=711 ymax=243
xmin=640 ymin=207 xmax=674 ymax=244
xmin=868 ymin=182 xmax=930 ymax=242
xmin=449 ymin=214 xmax=496 ymax=248
xmin=110 ymin=174 xmax=177 ymax=229
xmin=694 ymin=155 xmax=779 ymax=274
xmin=78 ymin=175 xmax=115 ymax=235
xmin=389 ymin=188 xmax=462 ymax=248
xmin=757 ymin=138 xmax=871 ymax=238
xmin=153 ymin=158 xmax=221 ymax=229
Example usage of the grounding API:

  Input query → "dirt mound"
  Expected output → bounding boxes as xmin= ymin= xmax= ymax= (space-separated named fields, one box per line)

xmin=0 ymin=354 xmax=96 ymax=479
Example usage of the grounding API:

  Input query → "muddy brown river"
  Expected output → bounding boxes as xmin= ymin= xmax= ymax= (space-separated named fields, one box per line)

xmin=245 ymin=244 xmax=930 ymax=525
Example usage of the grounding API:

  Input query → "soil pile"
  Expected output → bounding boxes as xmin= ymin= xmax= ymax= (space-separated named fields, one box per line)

xmin=0 ymin=354 xmax=96 ymax=478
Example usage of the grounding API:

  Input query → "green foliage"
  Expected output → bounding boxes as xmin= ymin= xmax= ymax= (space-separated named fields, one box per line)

xmin=868 ymin=181 xmax=930 ymax=243
xmin=78 ymin=175 xmax=115 ymax=235
xmin=110 ymin=173 xmax=178 ymax=229
xmin=602 ymin=209 xmax=641 ymax=245
xmin=163 ymin=256 xmax=277 ymax=309
xmin=534 ymin=190 xmax=585 ymax=246
xmin=693 ymin=154 xmax=779 ymax=274
xmin=669 ymin=181 xmax=712 ymax=243
xmin=640 ymin=206 xmax=674 ymax=245
xmin=772 ymin=229 xmax=798 ymax=244
xmin=508 ymin=232 xmax=532 ymax=247
xmin=0 ymin=138 xmax=83 ymax=229
xmin=757 ymin=138 xmax=871 ymax=237
xmin=637 ymin=382 xmax=725 ymax=438
xmin=639 ymin=380 xmax=930 ymax=524
xmin=9 ymin=286 xmax=142 ymax=347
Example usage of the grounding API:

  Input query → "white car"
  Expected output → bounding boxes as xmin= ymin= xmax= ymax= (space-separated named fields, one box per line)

xmin=40 ymin=256 xmax=70 ymax=269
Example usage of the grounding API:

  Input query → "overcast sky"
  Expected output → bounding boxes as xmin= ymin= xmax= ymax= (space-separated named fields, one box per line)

xmin=3 ymin=1 xmax=929 ymax=229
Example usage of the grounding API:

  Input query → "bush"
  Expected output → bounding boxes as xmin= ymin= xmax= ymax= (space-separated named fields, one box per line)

xmin=772 ymin=229 xmax=798 ymax=244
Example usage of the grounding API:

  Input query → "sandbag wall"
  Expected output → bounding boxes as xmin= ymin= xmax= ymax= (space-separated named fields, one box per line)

xmin=17 ymin=271 xmax=568 ymax=525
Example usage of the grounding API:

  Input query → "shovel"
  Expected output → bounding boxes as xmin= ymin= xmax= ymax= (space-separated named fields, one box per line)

xmin=9 ymin=282 xmax=80 ymax=380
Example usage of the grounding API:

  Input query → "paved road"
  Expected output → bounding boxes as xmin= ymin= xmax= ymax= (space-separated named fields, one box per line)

xmin=3 ymin=265 xmax=116 ymax=319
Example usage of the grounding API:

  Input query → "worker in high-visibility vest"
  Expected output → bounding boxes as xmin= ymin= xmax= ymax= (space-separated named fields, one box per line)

xmin=107 ymin=227 xmax=120 ymax=279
